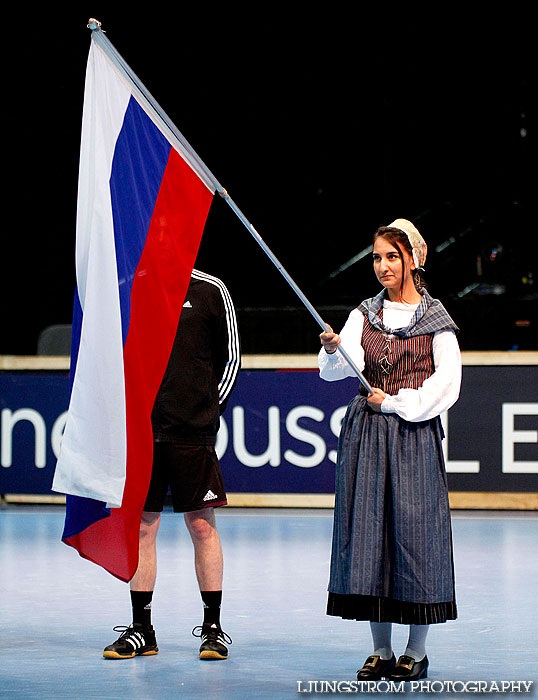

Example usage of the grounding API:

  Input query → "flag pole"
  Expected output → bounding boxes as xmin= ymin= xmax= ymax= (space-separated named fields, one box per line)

xmin=86 ymin=19 xmax=373 ymax=395
xmin=218 ymin=192 xmax=373 ymax=393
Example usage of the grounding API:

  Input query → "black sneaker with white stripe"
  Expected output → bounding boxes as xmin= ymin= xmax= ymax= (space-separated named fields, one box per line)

xmin=192 ymin=623 xmax=232 ymax=660
xmin=103 ymin=623 xmax=158 ymax=659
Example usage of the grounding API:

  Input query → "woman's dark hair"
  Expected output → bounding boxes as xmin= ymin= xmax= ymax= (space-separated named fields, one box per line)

xmin=373 ymin=226 xmax=427 ymax=294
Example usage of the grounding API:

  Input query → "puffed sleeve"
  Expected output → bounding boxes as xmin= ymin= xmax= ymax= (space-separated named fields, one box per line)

xmin=318 ymin=308 xmax=366 ymax=382
xmin=380 ymin=329 xmax=461 ymax=421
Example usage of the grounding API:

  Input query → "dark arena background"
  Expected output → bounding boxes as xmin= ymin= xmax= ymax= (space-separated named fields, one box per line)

xmin=1 ymin=11 xmax=537 ymax=700
xmin=1 ymin=8 xmax=534 ymax=355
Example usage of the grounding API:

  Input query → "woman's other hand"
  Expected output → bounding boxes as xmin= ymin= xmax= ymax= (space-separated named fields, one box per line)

xmin=367 ymin=388 xmax=386 ymax=412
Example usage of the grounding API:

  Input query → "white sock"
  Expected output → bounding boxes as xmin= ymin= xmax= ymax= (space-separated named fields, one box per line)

xmin=405 ymin=624 xmax=429 ymax=661
xmin=370 ymin=622 xmax=393 ymax=660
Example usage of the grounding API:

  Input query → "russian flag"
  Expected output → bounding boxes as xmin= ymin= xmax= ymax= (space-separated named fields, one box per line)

xmin=52 ymin=36 xmax=214 ymax=581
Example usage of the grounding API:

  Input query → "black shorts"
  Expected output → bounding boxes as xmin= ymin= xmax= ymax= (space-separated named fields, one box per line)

xmin=144 ymin=442 xmax=227 ymax=513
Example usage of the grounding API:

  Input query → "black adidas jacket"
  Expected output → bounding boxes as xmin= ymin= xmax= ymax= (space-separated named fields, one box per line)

xmin=151 ymin=270 xmax=241 ymax=445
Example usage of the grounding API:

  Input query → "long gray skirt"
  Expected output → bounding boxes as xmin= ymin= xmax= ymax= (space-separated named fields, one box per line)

xmin=327 ymin=396 xmax=457 ymax=625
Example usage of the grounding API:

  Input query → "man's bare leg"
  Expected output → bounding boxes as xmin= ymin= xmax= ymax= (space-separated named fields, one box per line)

xmin=131 ymin=511 xmax=161 ymax=591
xmin=102 ymin=511 xmax=161 ymax=659
xmin=184 ymin=507 xmax=223 ymax=590
xmin=127 ymin=510 xmax=161 ymax=635
xmin=184 ymin=507 xmax=229 ymax=659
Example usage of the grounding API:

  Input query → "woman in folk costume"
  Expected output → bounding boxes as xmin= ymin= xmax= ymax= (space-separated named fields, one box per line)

xmin=319 ymin=219 xmax=461 ymax=682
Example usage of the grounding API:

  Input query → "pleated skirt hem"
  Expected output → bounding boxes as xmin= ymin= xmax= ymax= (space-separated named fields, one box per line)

xmin=327 ymin=592 xmax=457 ymax=625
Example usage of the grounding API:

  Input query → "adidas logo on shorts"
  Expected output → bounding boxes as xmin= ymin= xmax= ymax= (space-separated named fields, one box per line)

xmin=203 ymin=490 xmax=218 ymax=502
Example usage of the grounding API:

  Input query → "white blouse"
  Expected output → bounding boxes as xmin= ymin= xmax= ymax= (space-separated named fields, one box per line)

xmin=318 ymin=300 xmax=462 ymax=422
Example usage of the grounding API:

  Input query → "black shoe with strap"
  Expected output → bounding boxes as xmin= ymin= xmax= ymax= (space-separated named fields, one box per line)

xmin=389 ymin=654 xmax=429 ymax=681
xmin=192 ymin=623 xmax=232 ymax=660
xmin=103 ymin=623 xmax=159 ymax=659
xmin=357 ymin=654 xmax=396 ymax=680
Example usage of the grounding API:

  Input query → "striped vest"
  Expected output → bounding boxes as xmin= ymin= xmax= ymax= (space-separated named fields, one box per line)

xmin=361 ymin=310 xmax=434 ymax=395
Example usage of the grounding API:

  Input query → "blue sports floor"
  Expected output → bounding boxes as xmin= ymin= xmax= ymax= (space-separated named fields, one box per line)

xmin=1 ymin=506 xmax=537 ymax=699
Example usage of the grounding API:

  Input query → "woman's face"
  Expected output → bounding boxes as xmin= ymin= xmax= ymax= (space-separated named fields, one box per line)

xmin=372 ymin=235 xmax=415 ymax=298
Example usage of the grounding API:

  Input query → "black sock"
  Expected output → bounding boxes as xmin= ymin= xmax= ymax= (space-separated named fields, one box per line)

xmin=130 ymin=590 xmax=153 ymax=629
xmin=201 ymin=590 xmax=222 ymax=627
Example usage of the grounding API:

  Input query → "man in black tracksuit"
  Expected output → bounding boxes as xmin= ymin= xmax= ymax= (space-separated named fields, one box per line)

xmin=104 ymin=269 xmax=240 ymax=661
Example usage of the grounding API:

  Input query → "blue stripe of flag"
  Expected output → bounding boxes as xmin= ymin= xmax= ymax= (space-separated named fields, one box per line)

xmin=110 ymin=96 xmax=172 ymax=346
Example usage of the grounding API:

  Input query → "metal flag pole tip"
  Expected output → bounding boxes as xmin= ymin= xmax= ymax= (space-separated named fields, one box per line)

xmin=87 ymin=18 xmax=102 ymax=31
